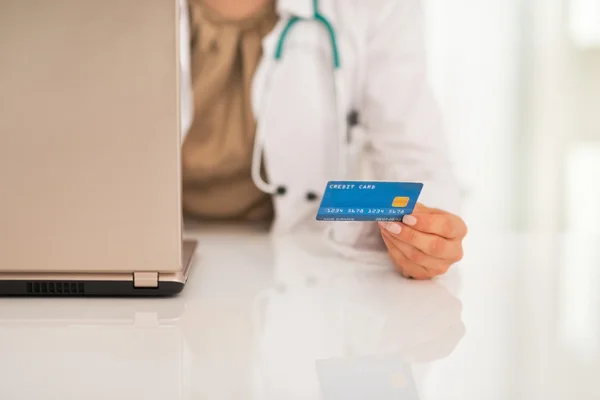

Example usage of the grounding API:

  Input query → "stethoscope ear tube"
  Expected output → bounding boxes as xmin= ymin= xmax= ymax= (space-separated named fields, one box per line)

xmin=251 ymin=69 xmax=348 ymax=199
xmin=251 ymin=6 xmax=347 ymax=200
xmin=251 ymin=60 xmax=278 ymax=195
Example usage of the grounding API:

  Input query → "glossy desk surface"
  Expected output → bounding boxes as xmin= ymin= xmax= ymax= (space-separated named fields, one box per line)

xmin=0 ymin=225 xmax=599 ymax=399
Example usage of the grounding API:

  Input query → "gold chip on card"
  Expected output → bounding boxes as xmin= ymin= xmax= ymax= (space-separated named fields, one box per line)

xmin=392 ymin=196 xmax=410 ymax=208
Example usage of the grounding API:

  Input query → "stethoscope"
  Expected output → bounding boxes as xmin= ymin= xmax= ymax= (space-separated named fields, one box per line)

xmin=250 ymin=0 xmax=350 ymax=201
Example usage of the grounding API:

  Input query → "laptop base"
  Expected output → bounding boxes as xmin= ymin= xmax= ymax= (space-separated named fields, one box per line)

xmin=0 ymin=280 xmax=185 ymax=297
xmin=0 ymin=240 xmax=197 ymax=297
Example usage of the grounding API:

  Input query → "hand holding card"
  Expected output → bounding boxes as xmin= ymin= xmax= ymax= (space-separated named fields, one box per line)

xmin=315 ymin=181 xmax=466 ymax=279
xmin=379 ymin=203 xmax=467 ymax=280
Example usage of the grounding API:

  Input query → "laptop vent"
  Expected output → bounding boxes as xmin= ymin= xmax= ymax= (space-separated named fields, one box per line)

xmin=25 ymin=281 xmax=85 ymax=295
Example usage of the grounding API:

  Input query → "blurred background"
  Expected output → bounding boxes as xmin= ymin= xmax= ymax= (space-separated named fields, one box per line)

xmin=422 ymin=5 xmax=600 ymax=393
xmin=422 ymin=0 xmax=600 ymax=233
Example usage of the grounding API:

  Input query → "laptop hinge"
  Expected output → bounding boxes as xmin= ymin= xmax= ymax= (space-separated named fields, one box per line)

xmin=133 ymin=272 xmax=159 ymax=288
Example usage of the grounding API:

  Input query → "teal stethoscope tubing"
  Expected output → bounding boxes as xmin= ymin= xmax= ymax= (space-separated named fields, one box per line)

xmin=275 ymin=0 xmax=341 ymax=69
xmin=251 ymin=0 xmax=347 ymax=196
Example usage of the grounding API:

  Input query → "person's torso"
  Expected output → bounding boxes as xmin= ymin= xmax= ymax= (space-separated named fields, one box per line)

xmin=180 ymin=0 xmax=367 ymax=232
xmin=182 ymin=0 xmax=279 ymax=222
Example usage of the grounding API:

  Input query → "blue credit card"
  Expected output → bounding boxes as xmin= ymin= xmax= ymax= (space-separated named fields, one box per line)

xmin=316 ymin=181 xmax=423 ymax=222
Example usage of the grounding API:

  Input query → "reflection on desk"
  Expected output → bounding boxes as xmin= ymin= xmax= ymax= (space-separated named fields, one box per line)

xmin=0 ymin=227 xmax=599 ymax=399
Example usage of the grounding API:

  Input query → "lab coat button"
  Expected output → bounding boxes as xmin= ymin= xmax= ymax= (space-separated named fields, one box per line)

xmin=306 ymin=191 xmax=319 ymax=202
xmin=347 ymin=110 xmax=360 ymax=127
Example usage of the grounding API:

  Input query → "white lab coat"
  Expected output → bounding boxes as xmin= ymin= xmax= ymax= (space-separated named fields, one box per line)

xmin=179 ymin=0 xmax=461 ymax=263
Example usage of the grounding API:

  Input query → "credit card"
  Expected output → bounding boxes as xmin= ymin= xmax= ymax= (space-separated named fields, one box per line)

xmin=316 ymin=181 xmax=423 ymax=222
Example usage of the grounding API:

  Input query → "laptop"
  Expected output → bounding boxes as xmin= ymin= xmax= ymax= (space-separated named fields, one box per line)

xmin=0 ymin=0 xmax=197 ymax=296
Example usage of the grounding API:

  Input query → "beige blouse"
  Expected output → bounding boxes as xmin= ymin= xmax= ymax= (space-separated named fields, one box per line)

xmin=182 ymin=1 xmax=278 ymax=221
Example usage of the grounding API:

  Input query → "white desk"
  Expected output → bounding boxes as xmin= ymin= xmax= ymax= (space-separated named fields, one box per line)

xmin=0 ymin=225 xmax=599 ymax=399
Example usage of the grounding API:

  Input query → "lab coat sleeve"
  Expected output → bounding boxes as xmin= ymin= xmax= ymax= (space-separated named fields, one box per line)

xmin=326 ymin=0 xmax=462 ymax=262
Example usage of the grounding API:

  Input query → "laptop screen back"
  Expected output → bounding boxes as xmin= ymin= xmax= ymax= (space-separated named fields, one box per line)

xmin=0 ymin=0 xmax=183 ymax=273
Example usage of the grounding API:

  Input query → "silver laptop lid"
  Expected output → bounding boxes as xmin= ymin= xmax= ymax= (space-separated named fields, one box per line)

xmin=0 ymin=0 xmax=183 ymax=273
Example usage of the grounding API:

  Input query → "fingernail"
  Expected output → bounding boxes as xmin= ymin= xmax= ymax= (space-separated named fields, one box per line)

xmin=403 ymin=215 xmax=417 ymax=226
xmin=383 ymin=222 xmax=402 ymax=235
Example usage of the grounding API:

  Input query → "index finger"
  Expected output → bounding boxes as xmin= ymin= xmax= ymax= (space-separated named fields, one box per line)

xmin=402 ymin=212 xmax=467 ymax=240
